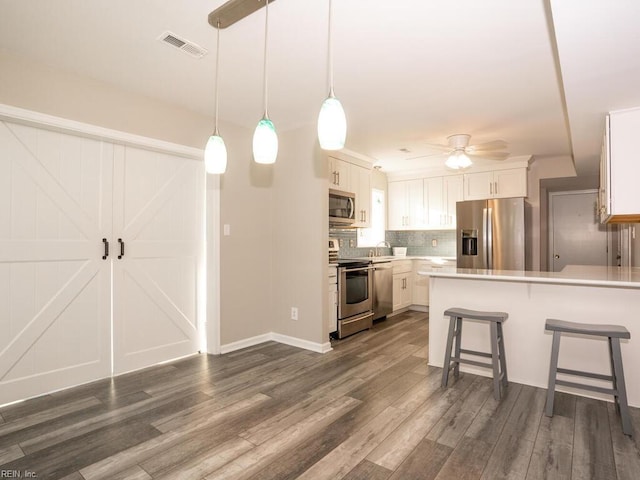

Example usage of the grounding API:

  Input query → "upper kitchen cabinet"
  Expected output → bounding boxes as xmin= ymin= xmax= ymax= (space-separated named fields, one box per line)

xmin=328 ymin=156 xmax=350 ymax=190
xmin=463 ymin=167 xmax=527 ymax=201
xmin=328 ymin=152 xmax=373 ymax=228
xmin=600 ymin=108 xmax=640 ymax=223
xmin=388 ymin=179 xmax=424 ymax=229
xmin=424 ymin=175 xmax=463 ymax=229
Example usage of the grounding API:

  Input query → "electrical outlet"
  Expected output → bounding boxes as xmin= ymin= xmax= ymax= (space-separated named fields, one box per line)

xmin=432 ymin=239 xmax=437 ymax=247
xmin=349 ymin=239 xmax=355 ymax=248
xmin=291 ymin=307 xmax=298 ymax=321
xmin=339 ymin=238 xmax=344 ymax=247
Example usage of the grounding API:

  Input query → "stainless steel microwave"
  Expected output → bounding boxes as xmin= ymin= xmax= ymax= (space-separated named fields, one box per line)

xmin=329 ymin=189 xmax=356 ymax=226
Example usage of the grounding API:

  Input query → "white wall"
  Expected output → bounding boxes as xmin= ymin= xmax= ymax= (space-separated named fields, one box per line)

xmin=271 ymin=125 xmax=328 ymax=345
xmin=214 ymin=123 xmax=275 ymax=347
xmin=525 ymin=156 xmax=577 ymax=270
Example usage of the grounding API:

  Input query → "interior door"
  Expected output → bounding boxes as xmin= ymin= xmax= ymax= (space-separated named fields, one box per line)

xmin=549 ymin=190 xmax=609 ymax=272
xmin=112 ymin=145 xmax=203 ymax=374
xmin=0 ymin=121 xmax=112 ymax=405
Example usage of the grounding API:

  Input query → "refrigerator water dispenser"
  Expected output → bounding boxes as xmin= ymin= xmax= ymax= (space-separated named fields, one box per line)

xmin=461 ymin=229 xmax=478 ymax=256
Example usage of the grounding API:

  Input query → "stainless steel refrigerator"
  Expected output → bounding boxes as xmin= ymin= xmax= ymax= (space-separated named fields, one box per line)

xmin=456 ymin=197 xmax=525 ymax=270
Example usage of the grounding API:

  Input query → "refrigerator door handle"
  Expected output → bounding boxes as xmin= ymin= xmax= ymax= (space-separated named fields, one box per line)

xmin=486 ymin=207 xmax=493 ymax=269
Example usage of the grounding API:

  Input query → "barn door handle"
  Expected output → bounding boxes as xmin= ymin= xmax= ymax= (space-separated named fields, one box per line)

xmin=118 ymin=238 xmax=125 ymax=259
xmin=102 ymin=238 xmax=109 ymax=260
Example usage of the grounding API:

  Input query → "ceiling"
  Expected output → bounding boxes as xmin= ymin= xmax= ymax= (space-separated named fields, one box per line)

xmin=0 ymin=0 xmax=639 ymax=176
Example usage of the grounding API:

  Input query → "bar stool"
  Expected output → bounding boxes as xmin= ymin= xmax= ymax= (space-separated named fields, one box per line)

xmin=442 ymin=307 xmax=509 ymax=400
xmin=545 ymin=319 xmax=632 ymax=437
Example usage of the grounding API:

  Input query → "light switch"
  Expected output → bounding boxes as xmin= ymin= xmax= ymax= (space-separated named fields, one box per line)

xmin=223 ymin=224 xmax=231 ymax=236
xmin=432 ymin=239 xmax=437 ymax=247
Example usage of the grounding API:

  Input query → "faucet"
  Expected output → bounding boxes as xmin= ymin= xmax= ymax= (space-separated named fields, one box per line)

xmin=375 ymin=241 xmax=391 ymax=257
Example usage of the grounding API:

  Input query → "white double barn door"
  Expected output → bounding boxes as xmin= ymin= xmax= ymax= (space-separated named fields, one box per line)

xmin=0 ymin=119 xmax=203 ymax=405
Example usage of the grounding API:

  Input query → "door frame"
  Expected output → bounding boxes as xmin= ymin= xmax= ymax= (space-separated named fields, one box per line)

xmin=547 ymin=189 xmax=611 ymax=271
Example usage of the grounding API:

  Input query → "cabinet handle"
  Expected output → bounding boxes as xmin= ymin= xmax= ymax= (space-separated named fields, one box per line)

xmin=490 ymin=182 xmax=493 ymax=195
xmin=102 ymin=238 xmax=109 ymax=260
xmin=117 ymin=238 xmax=125 ymax=259
xmin=495 ymin=181 xmax=498 ymax=195
xmin=337 ymin=172 xmax=340 ymax=185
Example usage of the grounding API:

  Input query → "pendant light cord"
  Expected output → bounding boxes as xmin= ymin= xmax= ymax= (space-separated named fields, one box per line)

xmin=263 ymin=0 xmax=270 ymax=118
xmin=214 ymin=20 xmax=221 ymax=135
xmin=328 ymin=0 xmax=334 ymax=96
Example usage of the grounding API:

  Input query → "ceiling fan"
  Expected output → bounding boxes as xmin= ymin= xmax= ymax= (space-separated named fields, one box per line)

xmin=410 ymin=134 xmax=510 ymax=169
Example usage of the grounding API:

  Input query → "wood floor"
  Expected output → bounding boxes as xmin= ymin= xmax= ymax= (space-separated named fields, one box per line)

xmin=1 ymin=312 xmax=639 ymax=480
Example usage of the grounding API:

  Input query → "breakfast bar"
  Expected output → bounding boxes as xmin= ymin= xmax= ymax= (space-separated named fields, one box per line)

xmin=427 ymin=266 xmax=640 ymax=407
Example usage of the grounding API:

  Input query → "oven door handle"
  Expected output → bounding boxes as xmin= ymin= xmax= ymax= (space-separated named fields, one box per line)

xmin=342 ymin=266 xmax=373 ymax=273
xmin=341 ymin=311 xmax=374 ymax=325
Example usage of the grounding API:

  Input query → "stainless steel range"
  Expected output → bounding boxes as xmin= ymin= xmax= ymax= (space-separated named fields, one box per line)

xmin=336 ymin=259 xmax=374 ymax=338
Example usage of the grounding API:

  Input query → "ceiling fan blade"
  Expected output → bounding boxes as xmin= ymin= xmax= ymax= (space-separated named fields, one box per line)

xmin=406 ymin=152 xmax=446 ymax=161
xmin=468 ymin=151 xmax=510 ymax=161
xmin=467 ymin=140 xmax=508 ymax=152
xmin=422 ymin=142 xmax=452 ymax=153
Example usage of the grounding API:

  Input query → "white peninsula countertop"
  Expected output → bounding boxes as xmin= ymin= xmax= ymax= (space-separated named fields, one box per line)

xmin=425 ymin=265 xmax=640 ymax=288
xmin=427 ymin=265 xmax=640 ymax=407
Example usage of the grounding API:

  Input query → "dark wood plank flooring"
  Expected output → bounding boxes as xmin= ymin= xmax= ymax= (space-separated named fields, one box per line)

xmin=1 ymin=311 xmax=638 ymax=479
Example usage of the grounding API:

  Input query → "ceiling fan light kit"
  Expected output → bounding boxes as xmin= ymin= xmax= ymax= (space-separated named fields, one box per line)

xmin=422 ymin=134 xmax=510 ymax=169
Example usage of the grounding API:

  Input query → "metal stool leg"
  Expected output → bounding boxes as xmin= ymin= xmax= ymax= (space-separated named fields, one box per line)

xmin=497 ymin=322 xmax=508 ymax=388
xmin=489 ymin=321 xmax=501 ymax=400
xmin=610 ymin=337 xmax=633 ymax=436
xmin=545 ymin=331 xmax=561 ymax=417
xmin=442 ymin=315 xmax=457 ymax=388
xmin=453 ymin=317 xmax=463 ymax=379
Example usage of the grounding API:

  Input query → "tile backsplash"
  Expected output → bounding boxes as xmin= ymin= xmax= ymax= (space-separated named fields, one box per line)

xmin=330 ymin=229 xmax=456 ymax=258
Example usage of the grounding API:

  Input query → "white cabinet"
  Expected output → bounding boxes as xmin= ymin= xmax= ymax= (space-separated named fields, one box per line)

xmin=424 ymin=175 xmax=463 ymax=229
xmin=392 ymin=260 xmax=413 ymax=311
xmin=388 ymin=179 xmax=424 ymax=229
xmin=0 ymin=117 xmax=203 ymax=405
xmin=352 ymin=164 xmax=371 ymax=228
xmin=328 ymin=156 xmax=350 ymax=190
xmin=600 ymin=108 xmax=640 ymax=223
xmin=463 ymin=168 xmax=527 ymax=200
xmin=444 ymin=175 xmax=464 ymax=227
xmin=328 ymin=266 xmax=337 ymax=335
xmin=328 ymin=156 xmax=371 ymax=228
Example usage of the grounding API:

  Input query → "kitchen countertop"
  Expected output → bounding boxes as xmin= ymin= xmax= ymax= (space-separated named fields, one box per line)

xmin=425 ymin=265 xmax=640 ymax=289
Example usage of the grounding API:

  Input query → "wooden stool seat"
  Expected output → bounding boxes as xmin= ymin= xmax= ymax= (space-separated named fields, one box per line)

xmin=545 ymin=319 xmax=632 ymax=437
xmin=442 ymin=307 xmax=509 ymax=401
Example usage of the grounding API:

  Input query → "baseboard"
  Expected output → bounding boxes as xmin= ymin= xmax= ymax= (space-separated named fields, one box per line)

xmin=270 ymin=333 xmax=333 ymax=354
xmin=220 ymin=332 xmax=332 ymax=354
xmin=219 ymin=333 xmax=273 ymax=354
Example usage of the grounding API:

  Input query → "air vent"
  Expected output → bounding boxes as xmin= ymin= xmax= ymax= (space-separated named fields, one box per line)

xmin=158 ymin=31 xmax=208 ymax=59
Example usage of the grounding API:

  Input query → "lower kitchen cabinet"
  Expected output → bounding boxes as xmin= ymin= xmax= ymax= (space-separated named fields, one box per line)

xmin=328 ymin=266 xmax=338 ymax=335
xmin=392 ymin=260 xmax=413 ymax=311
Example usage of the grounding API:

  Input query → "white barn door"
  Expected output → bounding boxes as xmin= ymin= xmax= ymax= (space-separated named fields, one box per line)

xmin=0 ymin=121 xmax=112 ymax=405
xmin=111 ymin=145 xmax=202 ymax=374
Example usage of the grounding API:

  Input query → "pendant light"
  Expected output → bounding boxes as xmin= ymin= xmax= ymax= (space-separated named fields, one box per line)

xmin=253 ymin=0 xmax=278 ymax=164
xmin=204 ymin=20 xmax=227 ymax=174
xmin=317 ymin=0 xmax=346 ymax=150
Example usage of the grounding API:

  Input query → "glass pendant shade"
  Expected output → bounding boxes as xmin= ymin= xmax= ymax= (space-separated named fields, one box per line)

xmin=253 ymin=117 xmax=278 ymax=164
xmin=318 ymin=94 xmax=346 ymax=150
xmin=205 ymin=133 xmax=227 ymax=174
